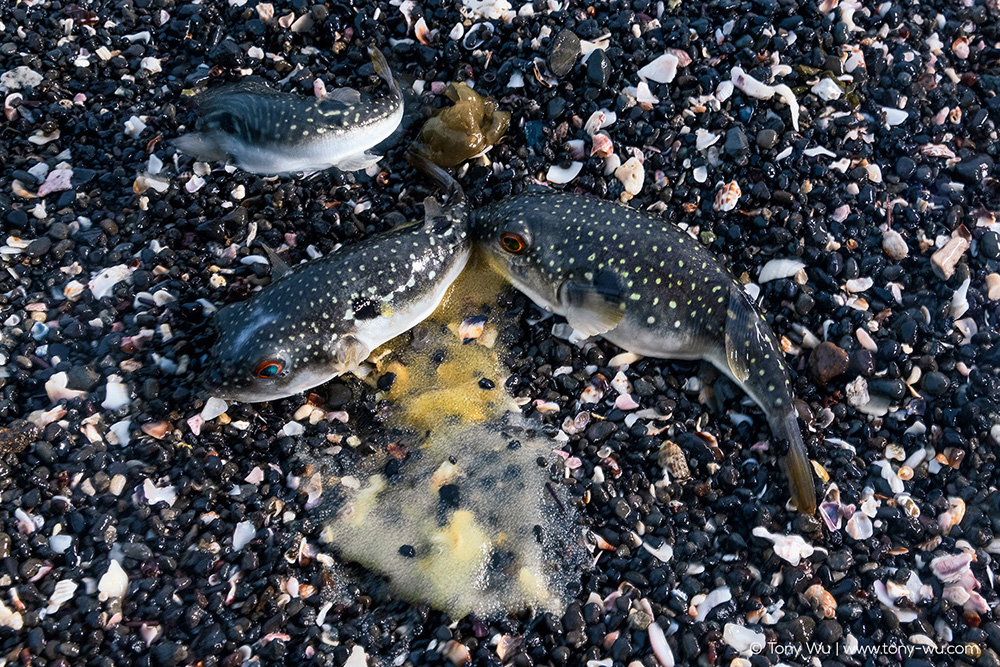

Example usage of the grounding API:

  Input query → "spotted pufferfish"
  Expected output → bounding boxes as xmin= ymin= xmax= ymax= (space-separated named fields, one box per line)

xmin=203 ymin=157 xmax=470 ymax=402
xmin=175 ymin=46 xmax=403 ymax=176
xmin=470 ymin=187 xmax=818 ymax=514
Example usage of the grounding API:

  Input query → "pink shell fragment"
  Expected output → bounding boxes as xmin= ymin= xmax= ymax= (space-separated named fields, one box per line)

xmin=37 ymin=168 xmax=74 ymax=197
xmin=615 ymin=394 xmax=640 ymax=410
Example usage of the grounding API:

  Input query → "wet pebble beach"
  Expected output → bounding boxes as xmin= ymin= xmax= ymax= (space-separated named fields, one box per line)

xmin=2 ymin=0 xmax=1000 ymax=665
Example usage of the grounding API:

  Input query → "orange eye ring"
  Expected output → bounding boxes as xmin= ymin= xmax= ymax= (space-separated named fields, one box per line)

xmin=500 ymin=232 xmax=527 ymax=254
xmin=255 ymin=359 xmax=284 ymax=379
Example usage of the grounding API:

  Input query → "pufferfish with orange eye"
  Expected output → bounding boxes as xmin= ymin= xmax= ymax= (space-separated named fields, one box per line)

xmin=470 ymin=186 xmax=817 ymax=514
xmin=202 ymin=158 xmax=469 ymax=403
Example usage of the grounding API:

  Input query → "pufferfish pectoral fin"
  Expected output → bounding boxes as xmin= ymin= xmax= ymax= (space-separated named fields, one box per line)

xmin=173 ymin=132 xmax=230 ymax=163
xmin=332 ymin=335 xmax=372 ymax=376
xmin=723 ymin=283 xmax=763 ymax=384
xmin=559 ymin=269 xmax=627 ymax=339
xmin=336 ymin=151 xmax=383 ymax=172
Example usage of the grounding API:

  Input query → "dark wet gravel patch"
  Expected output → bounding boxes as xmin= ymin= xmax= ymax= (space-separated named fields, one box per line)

xmin=1 ymin=0 xmax=1000 ymax=665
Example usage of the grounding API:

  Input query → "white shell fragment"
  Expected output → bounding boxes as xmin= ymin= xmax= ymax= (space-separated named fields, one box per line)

xmin=846 ymin=511 xmax=874 ymax=539
xmin=882 ymin=229 xmax=908 ymax=259
xmin=201 ymin=397 xmax=229 ymax=421
xmin=547 ymin=162 xmax=583 ymax=184
xmin=46 ymin=371 xmax=88 ymax=403
xmin=102 ymin=375 xmax=130 ymax=411
xmin=951 ymin=277 xmax=971 ymax=319
xmin=37 ymin=168 xmax=74 ymax=197
xmin=723 ymin=623 xmax=765 ymax=654
xmin=98 ymin=559 xmax=129 ymax=601
xmin=233 ymin=521 xmax=256 ymax=550
xmin=695 ymin=586 xmax=733 ymax=621
xmin=730 ymin=66 xmax=800 ymax=131
xmin=615 ymin=157 xmax=645 ymax=196
xmin=89 ymin=264 xmax=133 ymax=299
xmin=124 ymin=115 xmax=147 ymax=138
xmin=0 ymin=600 xmax=23 ymax=631
xmin=140 ymin=57 xmax=162 ymax=73
xmin=46 ymin=580 xmax=79 ymax=614
xmin=648 ymin=621 xmax=675 ymax=667
xmin=461 ymin=0 xmax=514 ymax=21
xmin=143 ymin=479 xmax=177 ymax=506
xmin=638 ymin=53 xmax=680 ymax=84
xmin=758 ymin=259 xmax=805 ymax=283
xmin=752 ymin=526 xmax=814 ymax=566
xmin=631 ymin=81 xmax=659 ymax=105
xmin=811 ymin=78 xmax=842 ymax=101
xmin=344 ymin=645 xmax=369 ymax=667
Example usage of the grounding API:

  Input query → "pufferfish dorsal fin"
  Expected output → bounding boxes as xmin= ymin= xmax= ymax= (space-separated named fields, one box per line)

xmin=260 ymin=243 xmax=291 ymax=279
xmin=324 ymin=87 xmax=362 ymax=105
xmin=724 ymin=283 xmax=765 ymax=384
xmin=559 ymin=269 xmax=627 ymax=338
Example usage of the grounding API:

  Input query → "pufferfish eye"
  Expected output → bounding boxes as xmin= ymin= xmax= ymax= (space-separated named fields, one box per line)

xmin=254 ymin=359 xmax=285 ymax=379
xmin=500 ymin=232 xmax=528 ymax=254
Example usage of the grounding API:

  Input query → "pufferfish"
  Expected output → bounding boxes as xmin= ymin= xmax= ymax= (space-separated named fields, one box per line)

xmin=175 ymin=46 xmax=403 ymax=176
xmin=203 ymin=157 xmax=470 ymax=402
xmin=470 ymin=187 xmax=817 ymax=514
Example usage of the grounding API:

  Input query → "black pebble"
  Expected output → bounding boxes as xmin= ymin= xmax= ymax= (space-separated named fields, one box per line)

xmin=398 ymin=545 xmax=416 ymax=558
xmin=26 ymin=237 xmax=51 ymax=258
xmin=587 ymin=50 xmax=610 ymax=88
xmin=954 ymin=154 xmax=994 ymax=184
xmin=377 ymin=372 xmax=396 ymax=391
xmin=981 ymin=231 xmax=1000 ymax=260
xmin=895 ymin=156 xmax=916 ymax=179
xmin=439 ymin=483 xmax=460 ymax=508
xmin=724 ymin=127 xmax=749 ymax=157
xmin=756 ymin=129 xmax=778 ymax=149
xmin=922 ymin=371 xmax=950 ymax=396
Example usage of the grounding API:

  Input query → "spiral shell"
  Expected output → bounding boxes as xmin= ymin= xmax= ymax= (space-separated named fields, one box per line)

xmin=659 ymin=441 xmax=690 ymax=480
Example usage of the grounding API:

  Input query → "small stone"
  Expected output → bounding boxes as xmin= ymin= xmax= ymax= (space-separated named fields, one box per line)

xmin=922 ymin=371 xmax=950 ymax=397
xmin=0 ymin=66 xmax=43 ymax=90
xmin=152 ymin=641 xmax=189 ymax=666
xmin=954 ymin=155 xmax=994 ymax=184
xmin=724 ymin=127 xmax=749 ymax=157
xmin=26 ymin=237 xmax=51 ymax=258
xmin=548 ymin=30 xmax=581 ymax=77
xmin=980 ymin=231 xmax=1000 ymax=260
xmin=810 ymin=341 xmax=850 ymax=383
xmin=815 ymin=619 xmax=843 ymax=642
xmin=586 ymin=50 xmax=610 ymax=87
xmin=377 ymin=373 xmax=396 ymax=391
xmin=895 ymin=156 xmax=916 ymax=178
xmin=756 ymin=129 xmax=778 ymax=149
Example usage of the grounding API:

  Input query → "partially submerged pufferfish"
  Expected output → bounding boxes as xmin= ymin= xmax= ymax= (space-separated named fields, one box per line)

xmin=175 ymin=46 xmax=403 ymax=176
xmin=203 ymin=157 xmax=470 ymax=402
xmin=471 ymin=187 xmax=818 ymax=514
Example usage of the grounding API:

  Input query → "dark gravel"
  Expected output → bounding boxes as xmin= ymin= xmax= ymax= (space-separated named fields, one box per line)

xmin=1 ymin=0 xmax=999 ymax=666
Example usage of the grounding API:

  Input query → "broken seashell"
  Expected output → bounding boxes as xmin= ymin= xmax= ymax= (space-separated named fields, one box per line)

xmin=713 ymin=180 xmax=741 ymax=212
xmin=637 ymin=53 xmax=680 ymax=84
xmin=615 ymin=157 xmax=644 ymax=197
xmin=803 ymin=584 xmax=836 ymax=618
xmin=547 ymin=162 xmax=583 ymax=184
